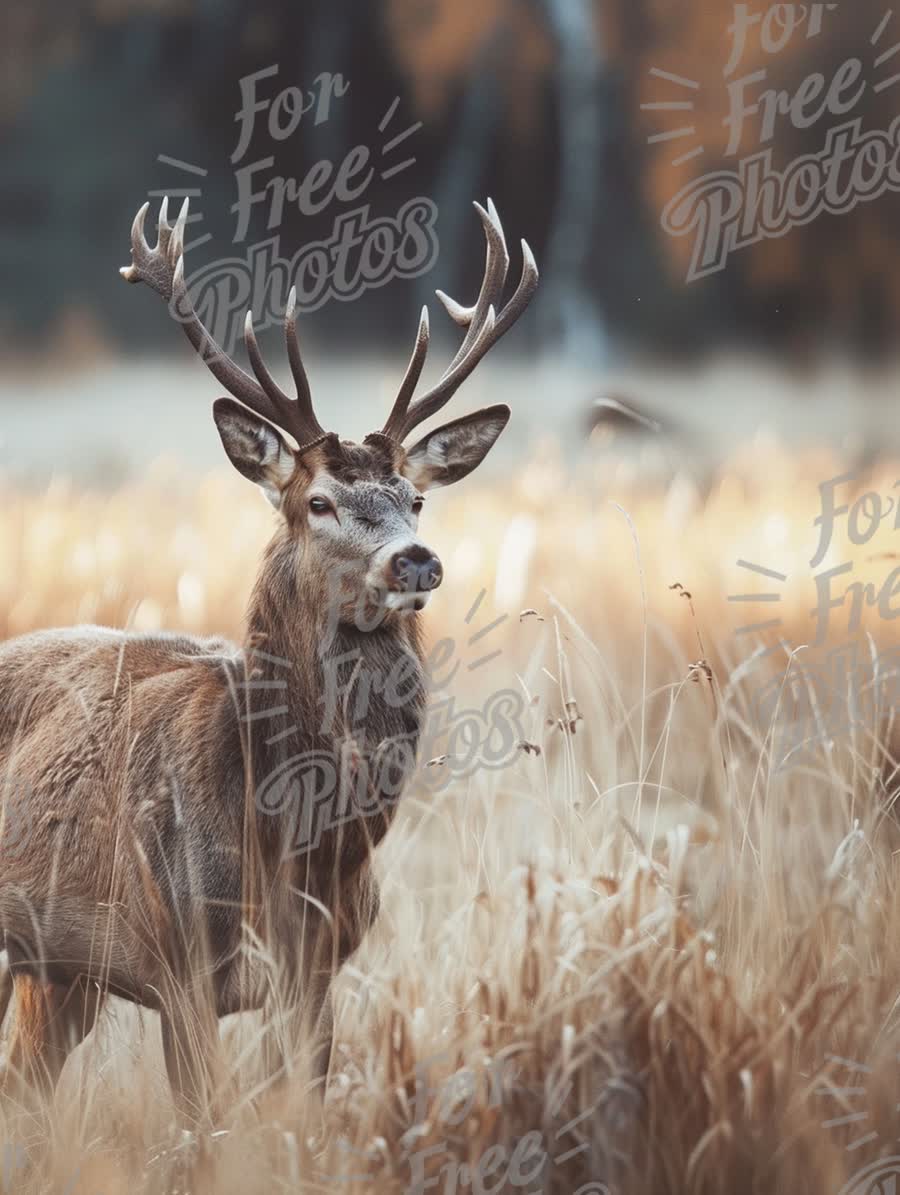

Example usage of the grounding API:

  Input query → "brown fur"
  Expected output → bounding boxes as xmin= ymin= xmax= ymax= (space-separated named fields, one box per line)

xmin=0 ymin=440 xmax=427 ymax=1120
xmin=53 ymin=192 xmax=532 ymax=1120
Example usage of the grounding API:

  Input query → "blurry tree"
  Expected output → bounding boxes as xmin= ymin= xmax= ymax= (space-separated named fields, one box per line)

xmin=620 ymin=0 xmax=900 ymax=361
xmin=533 ymin=0 xmax=606 ymax=358
xmin=2 ymin=0 xmax=900 ymax=367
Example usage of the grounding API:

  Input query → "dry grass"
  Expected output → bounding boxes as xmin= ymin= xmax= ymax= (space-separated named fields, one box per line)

xmin=2 ymin=440 xmax=900 ymax=1193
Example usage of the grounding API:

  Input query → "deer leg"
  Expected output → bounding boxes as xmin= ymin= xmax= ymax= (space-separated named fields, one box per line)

xmin=311 ymin=980 xmax=333 ymax=1090
xmin=0 ymin=959 xmax=13 ymax=1032
xmin=256 ymin=961 xmax=333 ymax=1101
xmin=159 ymin=989 xmax=222 ymax=1127
xmin=308 ymin=872 xmax=379 ymax=1092
xmin=2 ymin=974 xmax=105 ymax=1101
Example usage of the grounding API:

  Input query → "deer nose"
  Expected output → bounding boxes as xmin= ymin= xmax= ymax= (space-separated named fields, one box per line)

xmin=391 ymin=546 xmax=443 ymax=592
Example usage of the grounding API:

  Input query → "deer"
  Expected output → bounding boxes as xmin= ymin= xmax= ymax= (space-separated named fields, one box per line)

xmin=0 ymin=195 xmax=537 ymax=1123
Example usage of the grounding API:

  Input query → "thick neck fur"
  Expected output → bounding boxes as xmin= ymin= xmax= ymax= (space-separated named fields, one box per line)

xmin=241 ymin=527 xmax=427 ymax=888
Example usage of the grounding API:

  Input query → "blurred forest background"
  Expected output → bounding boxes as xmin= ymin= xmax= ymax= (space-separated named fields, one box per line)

xmin=3 ymin=0 xmax=900 ymax=478
xmin=4 ymin=0 xmax=900 ymax=358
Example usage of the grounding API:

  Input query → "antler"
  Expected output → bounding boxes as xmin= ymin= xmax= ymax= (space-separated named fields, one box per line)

xmin=381 ymin=199 xmax=538 ymax=443
xmin=120 ymin=197 xmax=325 ymax=449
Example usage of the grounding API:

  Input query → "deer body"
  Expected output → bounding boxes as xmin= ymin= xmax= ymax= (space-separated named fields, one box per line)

xmin=0 ymin=196 xmax=536 ymax=1119
xmin=0 ymin=590 xmax=420 ymax=1008
xmin=0 ymin=460 xmax=427 ymax=1113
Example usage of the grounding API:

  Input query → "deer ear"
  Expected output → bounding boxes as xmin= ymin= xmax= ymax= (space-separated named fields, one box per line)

xmin=401 ymin=405 xmax=510 ymax=491
xmin=213 ymin=398 xmax=295 ymax=508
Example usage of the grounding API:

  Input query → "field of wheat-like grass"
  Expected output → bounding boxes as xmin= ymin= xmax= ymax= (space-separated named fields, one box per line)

xmin=2 ymin=441 xmax=900 ymax=1193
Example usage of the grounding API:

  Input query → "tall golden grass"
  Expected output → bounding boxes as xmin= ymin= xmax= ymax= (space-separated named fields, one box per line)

xmin=2 ymin=441 xmax=900 ymax=1193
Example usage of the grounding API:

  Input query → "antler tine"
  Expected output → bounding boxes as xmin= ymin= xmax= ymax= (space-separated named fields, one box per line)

xmin=390 ymin=306 xmax=497 ymax=438
xmin=169 ymin=196 xmax=187 ymax=260
xmin=383 ymin=201 xmax=537 ymax=443
xmin=120 ymin=202 xmax=166 ymax=297
xmin=491 ymin=236 xmax=538 ymax=339
xmin=284 ymin=287 xmax=325 ymax=439
xmin=156 ymin=195 xmax=173 ymax=256
xmin=440 ymin=200 xmax=509 ymax=376
xmin=243 ymin=311 xmax=297 ymax=431
xmin=381 ymin=306 xmax=430 ymax=441
xmin=433 ymin=292 xmax=471 ymax=326
xmin=121 ymin=197 xmax=325 ymax=447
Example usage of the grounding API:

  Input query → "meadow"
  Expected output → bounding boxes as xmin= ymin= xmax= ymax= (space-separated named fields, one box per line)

xmin=2 ymin=438 xmax=900 ymax=1194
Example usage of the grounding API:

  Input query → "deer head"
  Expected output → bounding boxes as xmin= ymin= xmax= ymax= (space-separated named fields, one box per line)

xmin=121 ymin=198 xmax=537 ymax=619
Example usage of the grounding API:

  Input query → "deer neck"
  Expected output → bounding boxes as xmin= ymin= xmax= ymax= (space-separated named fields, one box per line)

xmin=241 ymin=528 xmax=427 ymax=875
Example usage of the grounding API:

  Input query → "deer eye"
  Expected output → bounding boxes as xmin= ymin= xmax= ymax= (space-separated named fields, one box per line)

xmin=309 ymin=496 xmax=332 ymax=515
xmin=411 ymin=497 xmax=424 ymax=515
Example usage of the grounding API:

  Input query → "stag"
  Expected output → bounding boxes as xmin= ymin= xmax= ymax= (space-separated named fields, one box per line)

xmin=0 ymin=197 xmax=537 ymax=1121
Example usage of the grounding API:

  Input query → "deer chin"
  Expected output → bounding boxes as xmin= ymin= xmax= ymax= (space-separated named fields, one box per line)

xmin=382 ymin=590 xmax=432 ymax=613
xmin=355 ymin=583 xmax=431 ymax=620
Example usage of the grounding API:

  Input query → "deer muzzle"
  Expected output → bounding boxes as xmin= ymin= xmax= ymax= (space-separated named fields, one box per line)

xmin=390 ymin=545 xmax=443 ymax=594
